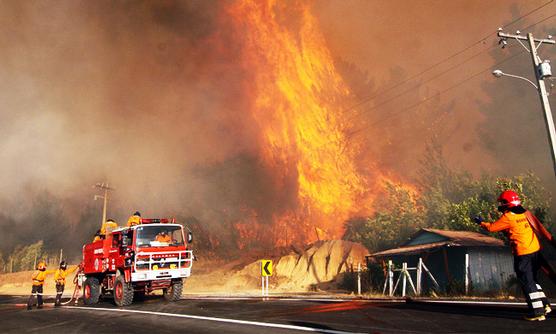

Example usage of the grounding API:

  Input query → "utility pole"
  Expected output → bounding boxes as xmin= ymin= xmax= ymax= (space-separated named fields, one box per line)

xmin=94 ymin=182 xmax=114 ymax=228
xmin=498 ymin=30 xmax=556 ymax=176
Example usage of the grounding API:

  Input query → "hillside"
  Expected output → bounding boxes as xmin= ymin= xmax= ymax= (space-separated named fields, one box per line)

xmin=0 ymin=241 xmax=369 ymax=296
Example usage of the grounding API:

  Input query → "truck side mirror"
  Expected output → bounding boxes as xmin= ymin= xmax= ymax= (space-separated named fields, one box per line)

xmin=187 ymin=231 xmax=193 ymax=244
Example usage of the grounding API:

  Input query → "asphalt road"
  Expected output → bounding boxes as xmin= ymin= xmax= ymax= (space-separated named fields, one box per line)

xmin=1 ymin=295 xmax=556 ymax=333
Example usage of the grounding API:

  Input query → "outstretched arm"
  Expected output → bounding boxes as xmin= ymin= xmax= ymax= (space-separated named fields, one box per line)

xmin=481 ymin=214 xmax=511 ymax=232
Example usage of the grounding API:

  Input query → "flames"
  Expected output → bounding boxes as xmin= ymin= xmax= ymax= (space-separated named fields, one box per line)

xmin=224 ymin=0 xmax=399 ymax=247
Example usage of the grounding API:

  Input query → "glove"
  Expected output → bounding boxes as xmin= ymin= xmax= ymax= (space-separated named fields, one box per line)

xmin=473 ymin=215 xmax=484 ymax=224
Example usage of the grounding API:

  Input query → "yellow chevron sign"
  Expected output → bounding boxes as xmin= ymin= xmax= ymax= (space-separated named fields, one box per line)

xmin=261 ymin=260 xmax=273 ymax=277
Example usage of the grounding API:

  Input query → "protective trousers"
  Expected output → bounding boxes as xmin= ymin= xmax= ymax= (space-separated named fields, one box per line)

xmin=514 ymin=251 xmax=551 ymax=316
xmin=27 ymin=285 xmax=44 ymax=309
xmin=55 ymin=283 xmax=65 ymax=306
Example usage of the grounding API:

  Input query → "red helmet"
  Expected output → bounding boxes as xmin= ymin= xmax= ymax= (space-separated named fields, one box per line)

xmin=498 ymin=190 xmax=521 ymax=208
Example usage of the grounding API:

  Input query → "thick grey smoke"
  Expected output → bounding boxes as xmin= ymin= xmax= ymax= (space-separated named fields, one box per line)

xmin=1 ymin=0 xmax=554 ymax=259
xmin=0 ymin=0 xmax=263 ymax=257
xmin=317 ymin=1 xmax=556 ymax=186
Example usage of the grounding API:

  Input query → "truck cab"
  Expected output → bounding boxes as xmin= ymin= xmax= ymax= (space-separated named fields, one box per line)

xmin=81 ymin=218 xmax=193 ymax=306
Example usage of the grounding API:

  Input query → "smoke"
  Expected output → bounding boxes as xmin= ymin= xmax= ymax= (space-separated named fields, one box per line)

xmin=0 ymin=0 xmax=256 ymax=256
xmin=1 ymin=0 xmax=555 ymax=258
xmin=316 ymin=1 xmax=556 ymax=182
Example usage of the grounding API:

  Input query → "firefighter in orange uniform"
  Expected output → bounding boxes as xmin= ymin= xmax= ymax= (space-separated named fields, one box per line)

xmin=54 ymin=261 xmax=68 ymax=307
xmin=155 ymin=230 xmax=172 ymax=243
xmin=27 ymin=261 xmax=47 ymax=310
xmin=126 ymin=211 xmax=142 ymax=227
xmin=476 ymin=190 xmax=552 ymax=321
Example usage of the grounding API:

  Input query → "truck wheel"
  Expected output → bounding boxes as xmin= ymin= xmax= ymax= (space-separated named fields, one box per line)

xmin=163 ymin=279 xmax=183 ymax=302
xmin=83 ymin=277 xmax=101 ymax=305
xmin=114 ymin=275 xmax=134 ymax=306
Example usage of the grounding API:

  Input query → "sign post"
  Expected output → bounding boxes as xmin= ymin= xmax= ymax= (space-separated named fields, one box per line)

xmin=261 ymin=259 xmax=272 ymax=298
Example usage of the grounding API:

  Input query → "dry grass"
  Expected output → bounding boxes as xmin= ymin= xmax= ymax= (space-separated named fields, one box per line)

xmin=0 ymin=266 xmax=78 ymax=295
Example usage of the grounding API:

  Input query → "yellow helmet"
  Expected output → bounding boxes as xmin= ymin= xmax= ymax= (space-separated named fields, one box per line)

xmin=37 ymin=261 xmax=47 ymax=271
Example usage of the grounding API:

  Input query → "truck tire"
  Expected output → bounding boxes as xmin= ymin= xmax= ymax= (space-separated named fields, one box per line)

xmin=114 ymin=275 xmax=134 ymax=306
xmin=163 ymin=279 xmax=183 ymax=302
xmin=83 ymin=277 xmax=101 ymax=305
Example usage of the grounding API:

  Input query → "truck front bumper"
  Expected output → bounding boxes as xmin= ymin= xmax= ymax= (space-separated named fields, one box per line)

xmin=131 ymin=267 xmax=191 ymax=282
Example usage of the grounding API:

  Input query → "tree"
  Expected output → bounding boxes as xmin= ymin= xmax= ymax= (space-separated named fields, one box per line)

xmin=344 ymin=181 xmax=423 ymax=252
xmin=344 ymin=144 xmax=552 ymax=252
xmin=9 ymin=241 xmax=44 ymax=272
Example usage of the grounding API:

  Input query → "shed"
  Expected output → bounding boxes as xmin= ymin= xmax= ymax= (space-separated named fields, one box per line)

xmin=368 ymin=228 xmax=514 ymax=293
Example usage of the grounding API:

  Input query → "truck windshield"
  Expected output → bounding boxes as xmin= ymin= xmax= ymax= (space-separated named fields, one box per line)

xmin=135 ymin=225 xmax=184 ymax=248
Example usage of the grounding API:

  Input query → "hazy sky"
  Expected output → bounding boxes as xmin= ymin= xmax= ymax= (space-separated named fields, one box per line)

xmin=1 ymin=0 xmax=555 ymax=253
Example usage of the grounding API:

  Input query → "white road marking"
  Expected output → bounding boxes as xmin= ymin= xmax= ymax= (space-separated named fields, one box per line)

xmin=412 ymin=300 xmax=526 ymax=306
xmin=278 ymin=298 xmax=405 ymax=303
xmin=66 ymin=306 xmax=365 ymax=334
xmin=181 ymin=296 xmax=405 ymax=303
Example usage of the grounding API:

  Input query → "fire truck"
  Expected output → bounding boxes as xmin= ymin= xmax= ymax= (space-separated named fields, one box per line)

xmin=81 ymin=218 xmax=193 ymax=306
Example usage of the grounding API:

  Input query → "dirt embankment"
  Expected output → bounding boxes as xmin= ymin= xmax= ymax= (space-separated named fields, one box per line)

xmin=185 ymin=240 xmax=369 ymax=294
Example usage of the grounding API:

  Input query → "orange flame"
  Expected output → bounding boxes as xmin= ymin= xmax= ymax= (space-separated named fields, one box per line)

xmin=226 ymin=0 xmax=409 ymax=247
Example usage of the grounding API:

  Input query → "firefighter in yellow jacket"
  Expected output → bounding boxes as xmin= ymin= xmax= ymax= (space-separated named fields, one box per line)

xmin=54 ymin=261 xmax=68 ymax=307
xmin=126 ymin=211 xmax=141 ymax=227
xmin=93 ymin=219 xmax=119 ymax=242
xmin=27 ymin=261 xmax=47 ymax=310
xmin=476 ymin=190 xmax=551 ymax=321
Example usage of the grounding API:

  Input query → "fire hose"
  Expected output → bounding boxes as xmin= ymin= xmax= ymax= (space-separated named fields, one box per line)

xmin=61 ymin=264 xmax=84 ymax=305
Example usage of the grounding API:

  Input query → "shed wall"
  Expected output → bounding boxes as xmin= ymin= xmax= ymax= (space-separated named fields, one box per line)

xmin=468 ymin=247 xmax=514 ymax=292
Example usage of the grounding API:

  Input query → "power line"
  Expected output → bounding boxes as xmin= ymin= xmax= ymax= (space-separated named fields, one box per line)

xmin=343 ymin=11 xmax=556 ymax=125
xmin=345 ymin=49 xmax=527 ymax=138
xmin=522 ymin=11 xmax=556 ymax=31
xmin=345 ymin=43 xmax=503 ymax=124
xmin=341 ymin=0 xmax=555 ymax=116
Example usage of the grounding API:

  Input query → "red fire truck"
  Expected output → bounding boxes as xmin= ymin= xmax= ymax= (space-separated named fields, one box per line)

xmin=81 ymin=218 xmax=193 ymax=306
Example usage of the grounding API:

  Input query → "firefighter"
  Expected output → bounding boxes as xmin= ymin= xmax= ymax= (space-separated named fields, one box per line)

xmin=475 ymin=190 xmax=552 ymax=321
xmin=127 ymin=211 xmax=142 ymax=227
xmin=155 ymin=230 xmax=172 ymax=243
xmin=27 ymin=261 xmax=47 ymax=310
xmin=54 ymin=261 xmax=68 ymax=307
xmin=93 ymin=229 xmax=102 ymax=242
xmin=93 ymin=219 xmax=119 ymax=242
xmin=101 ymin=218 xmax=118 ymax=235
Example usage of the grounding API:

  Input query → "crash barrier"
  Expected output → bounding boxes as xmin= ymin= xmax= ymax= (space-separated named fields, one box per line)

xmin=383 ymin=258 xmax=439 ymax=297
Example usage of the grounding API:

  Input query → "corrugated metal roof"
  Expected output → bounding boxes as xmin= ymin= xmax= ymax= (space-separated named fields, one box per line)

xmin=415 ymin=228 xmax=505 ymax=247
xmin=370 ymin=228 xmax=505 ymax=257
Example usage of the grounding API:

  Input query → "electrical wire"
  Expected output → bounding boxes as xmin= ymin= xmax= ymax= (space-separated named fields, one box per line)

xmin=341 ymin=0 xmax=555 ymax=116
xmin=345 ymin=49 xmax=527 ymax=138
xmin=345 ymin=43 xmax=501 ymax=124
xmin=342 ymin=11 xmax=556 ymax=125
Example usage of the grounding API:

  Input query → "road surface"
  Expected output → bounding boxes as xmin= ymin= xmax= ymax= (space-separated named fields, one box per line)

xmin=1 ymin=294 xmax=555 ymax=333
